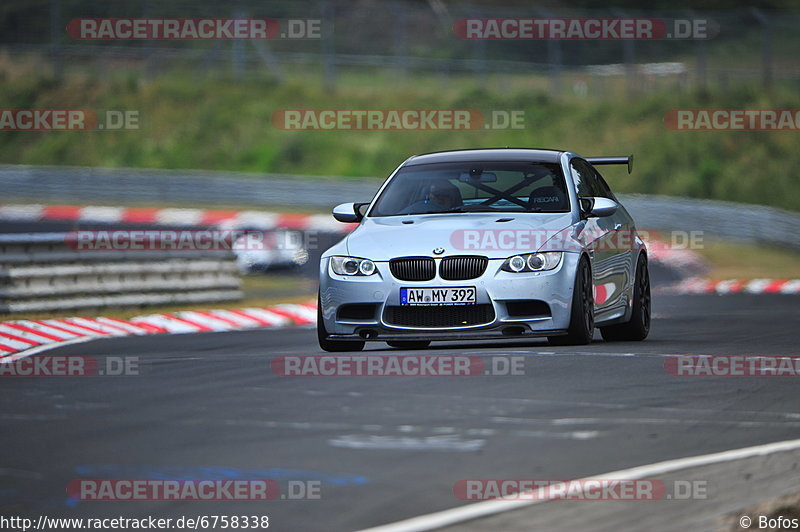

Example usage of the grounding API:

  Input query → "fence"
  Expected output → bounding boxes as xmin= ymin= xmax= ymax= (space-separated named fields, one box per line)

xmin=2 ymin=1 xmax=799 ymax=94
xmin=0 ymin=232 xmax=242 ymax=313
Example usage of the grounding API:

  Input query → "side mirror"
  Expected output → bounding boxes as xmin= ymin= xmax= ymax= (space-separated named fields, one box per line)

xmin=583 ymin=197 xmax=619 ymax=218
xmin=332 ymin=202 xmax=366 ymax=223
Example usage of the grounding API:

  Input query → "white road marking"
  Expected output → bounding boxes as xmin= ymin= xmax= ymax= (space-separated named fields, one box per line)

xmin=492 ymin=416 xmax=800 ymax=429
xmin=329 ymin=434 xmax=485 ymax=452
xmin=509 ymin=429 xmax=600 ymax=440
xmin=291 ymin=390 xmax=800 ymax=420
xmin=459 ymin=350 xmax=677 ymax=358
xmin=182 ymin=418 xmax=600 ymax=443
xmin=356 ymin=437 xmax=800 ymax=532
xmin=0 ymin=336 xmax=97 ymax=362
xmin=0 ymin=413 xmax=67 ymax=421
xmin=0 ymin=468 xmax=44 ymax=479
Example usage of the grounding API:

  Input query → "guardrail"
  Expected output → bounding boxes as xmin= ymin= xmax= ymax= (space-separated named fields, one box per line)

xmin=0 ymin=164 xmax=379 ymax=208
xmin=3 ymin=165 xmax=799 ymax=250
xmin=620 ymin=194 xmax=800 ymax=251
xmin=0 ymin=233 xmax=242 ymax=313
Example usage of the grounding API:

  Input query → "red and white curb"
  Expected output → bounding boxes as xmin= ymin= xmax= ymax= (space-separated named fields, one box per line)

xmin=0 ymin=301 xmax=316 ymax=362
xmin=643 ymin=240 xmax=799 ymax=295
xmin=643 ymin=238 xmax=710 ymax=280
xmin=658 ymin=278 xmax=800 ymax=295
xmin=0 ymin=203 xmax=353 ymax=233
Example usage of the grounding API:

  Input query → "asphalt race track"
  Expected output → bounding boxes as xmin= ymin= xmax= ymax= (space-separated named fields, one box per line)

xmin=2 ymin=293 xmax=799 ymax=531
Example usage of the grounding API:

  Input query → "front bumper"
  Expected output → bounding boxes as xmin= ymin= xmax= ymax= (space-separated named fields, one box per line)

xmin=319 ymin=252 xmax=580 ymax=341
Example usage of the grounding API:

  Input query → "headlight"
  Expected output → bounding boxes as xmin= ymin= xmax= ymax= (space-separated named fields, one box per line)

xmin=501 ymin=252 xmax=562 ymax=273
xmin=330 ymin=256 xmax=378 ymax=276
xmin=508 ymin=255 xmax=526 ymax=272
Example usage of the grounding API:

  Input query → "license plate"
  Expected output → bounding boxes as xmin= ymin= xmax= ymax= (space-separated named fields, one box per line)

xmin=400 ymin=287 xmax=476 ymax=306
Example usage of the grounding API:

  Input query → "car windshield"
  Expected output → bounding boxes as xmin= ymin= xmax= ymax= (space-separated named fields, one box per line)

xmin=368 ymin=161 xmax=570 ymax=217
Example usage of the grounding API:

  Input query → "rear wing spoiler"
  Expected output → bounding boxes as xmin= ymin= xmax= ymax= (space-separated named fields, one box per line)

xmin=586 ymin=155 xmax=634 ymax=174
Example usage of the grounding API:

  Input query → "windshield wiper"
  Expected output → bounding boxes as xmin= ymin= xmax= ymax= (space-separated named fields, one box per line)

xmin=398 ymin=205 xmax=502 ymax=215
xmin=444 ymin=205 xmax=501 ymax=213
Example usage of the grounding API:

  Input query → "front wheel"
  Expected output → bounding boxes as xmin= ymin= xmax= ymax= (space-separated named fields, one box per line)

xmin=600 ymin=254 xmax=651 ymax=342
xmin=548 ymin=256 xmax=594 ymax=346
xmin=317 ymin=297 xmax=365 ymax=352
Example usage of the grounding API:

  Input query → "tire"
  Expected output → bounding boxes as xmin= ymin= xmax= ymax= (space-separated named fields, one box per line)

xmin=600 ymin=254 xmax=651 ymax=342
xmin=386 ymin=340 xmax=431 ymax=349
xmin=548 ymin=256 xmax=594 ymax=346
xmin=317 ymin=296 xmax=365 ymax=352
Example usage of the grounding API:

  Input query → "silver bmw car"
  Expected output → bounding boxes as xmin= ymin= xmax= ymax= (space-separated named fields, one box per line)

xmin=317 ymin=148 xmax=650 ymax=351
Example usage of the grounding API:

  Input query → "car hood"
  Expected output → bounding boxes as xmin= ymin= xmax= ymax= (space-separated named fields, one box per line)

xmin=345 ymin=213 xmax=575 ymax=260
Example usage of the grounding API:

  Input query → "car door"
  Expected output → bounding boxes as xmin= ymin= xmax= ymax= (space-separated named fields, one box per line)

xmin=569 ymin=159 xmax=621 ymax=314
xmin=592 ymin=167 xmax=638 ymax=310
xmin=586 ymin=161 xmax=633 ymax=314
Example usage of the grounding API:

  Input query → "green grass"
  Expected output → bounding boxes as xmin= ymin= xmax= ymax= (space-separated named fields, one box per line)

xmin=694 ymin=240 xmax=800 ymax=280
xmin=1 ymin=64 xmax=799 ymax=211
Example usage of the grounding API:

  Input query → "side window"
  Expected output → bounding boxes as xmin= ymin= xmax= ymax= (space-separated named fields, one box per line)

xmin=592 ymin=169 xmax=617 ymax=200
xmin=570 ymin=160 xmax=600 ymax=198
